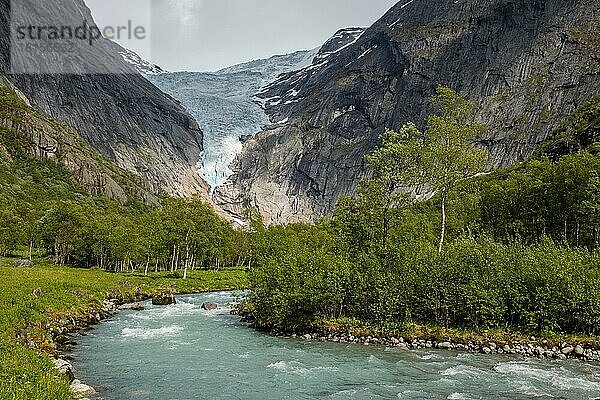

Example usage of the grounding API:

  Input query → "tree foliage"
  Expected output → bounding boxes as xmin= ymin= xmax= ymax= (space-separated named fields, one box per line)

xmin=245 ymin=90 xmax=600 ymax=337
xmin=365 ymin=86 xmax=488 ymax=253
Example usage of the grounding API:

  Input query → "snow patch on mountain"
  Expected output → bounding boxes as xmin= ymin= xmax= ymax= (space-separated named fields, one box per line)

xmin=115 ymin=43 xmax=166 ymax=75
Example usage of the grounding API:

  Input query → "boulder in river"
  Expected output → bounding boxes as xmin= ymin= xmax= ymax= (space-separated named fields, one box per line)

xmin=119 ymin=302 xmax=145 ymax=311
xmin=70 ymin=379 xmax=95 ymax=397
xmin=152 ymin=292 xmax=176 ymax=305
xmin=14 ymin=259 xmax=34 ymax=268
xmin=52 ymin=358 xmax=75 ymax=382
xmin=201 ymin=302 xmax=218 ymax=311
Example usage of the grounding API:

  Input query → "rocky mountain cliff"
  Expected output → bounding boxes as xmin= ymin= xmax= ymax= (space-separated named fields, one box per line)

xmin=0 ymin=75 xmax=160 ymax=205
xmin=0 ymin=0 xmax=207 ymax=198
xmin=215 ymin=0 xmax=600 ymax=225
xmin=111 ymin=42 xmax=166 ymax=76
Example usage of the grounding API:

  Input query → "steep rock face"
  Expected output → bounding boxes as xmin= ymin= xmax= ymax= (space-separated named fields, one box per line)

xmin=0 ymin=75 xmax=160 ymax=205
xmin=111 ymin=42 xmax=166 ymax=75
xmin=216 ymin=0 xmax=600 ymax=224
xmin=0 ymin=0 xmax=207 ymax=198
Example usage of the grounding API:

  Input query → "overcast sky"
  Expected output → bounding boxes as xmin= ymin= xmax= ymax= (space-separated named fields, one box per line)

xmin=86 ymin=0 xmax=398 ymax=72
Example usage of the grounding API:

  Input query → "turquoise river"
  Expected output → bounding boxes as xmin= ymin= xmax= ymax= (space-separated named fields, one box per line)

xmin=72 ymin=292 xmax=600 ymax=400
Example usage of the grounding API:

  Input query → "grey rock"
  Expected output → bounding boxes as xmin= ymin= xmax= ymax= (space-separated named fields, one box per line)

xmin=201 ymin=302 xmax=219 ymax=311
xmin=482 ymin=347 xmax=492 ymax=355
xmin=14 ymin=260 xmax=34 ymax=268
xmin=70 ymin=379 xmax=95 ymax=398
xmin=102 ymin=299 xmax=118 ymax=313
xmin=119 ymin=302 xmax=145 ymax=311
xmin=32 ymin=288 xmax=42 ymax=298
xmin=52 ymin=358 xmax=75 ymax=382
xmin=575 ymin=345 xmax=585 ymax=356
xmin=215 ymin=0 xmax=600 ymax=224
xmin=561 ymin=346 xmax=574 ymax=355
xmin=152 ymin=293 xmax=176 ymax=306
xmin=438 ymin=342 xmax=452 ymax=350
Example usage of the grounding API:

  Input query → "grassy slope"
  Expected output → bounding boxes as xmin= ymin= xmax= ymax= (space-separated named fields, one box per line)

xmin=0 ymin=257 xmax=247 ymax=400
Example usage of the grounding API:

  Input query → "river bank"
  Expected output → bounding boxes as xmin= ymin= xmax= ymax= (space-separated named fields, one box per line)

xmin=237 ymin=311 xmax=600 ymax=363
xmin=0 ymin=258 xmax=247 ymax=400
xmin=73 ymin=292 xmax=600 ymax=400
xmin=277 ymin=329 xmax=600 ymax=362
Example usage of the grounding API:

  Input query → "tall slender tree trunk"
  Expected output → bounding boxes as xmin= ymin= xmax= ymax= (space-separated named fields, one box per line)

xmin=170 ymin=245 xmax=176 ymax=272
xmin=183 ymin=229 xmax=191 ymax=279
xmin=144 ymin=255 xmax=150 ymax=276
xmin=438 ymin=194 xmax=447 ymax=254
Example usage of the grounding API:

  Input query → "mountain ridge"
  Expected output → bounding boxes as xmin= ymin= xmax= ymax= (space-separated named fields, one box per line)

xmin=0 ymin=0 xmax=209 ymax=199
xmin=215 ymin=0 xmax=600 ymax=225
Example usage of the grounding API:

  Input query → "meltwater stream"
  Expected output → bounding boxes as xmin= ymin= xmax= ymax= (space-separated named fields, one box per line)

xmin=73 ymin=292 xmax=600 ymax=400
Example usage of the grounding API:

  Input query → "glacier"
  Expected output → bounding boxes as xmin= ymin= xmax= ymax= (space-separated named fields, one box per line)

xmin=146 ymin=49 xmax=318 ymax=190
xmin=122 ymin=28 xmax=365 ymax=191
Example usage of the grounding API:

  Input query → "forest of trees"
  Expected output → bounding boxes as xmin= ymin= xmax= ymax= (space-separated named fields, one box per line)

xmin=2 ymin=84 xmax=600 ymax=337
xmin=244 ymin=88 xmax=600 ymax=336
xmin=0 ymin=141 xmax=249 ymax=274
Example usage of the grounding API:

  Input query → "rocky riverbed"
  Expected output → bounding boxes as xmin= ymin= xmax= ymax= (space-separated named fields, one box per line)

xmin=269 ymin=330 xmax=600 ymax=363
xmin=49 ymin=298 xmax=143 ymax=398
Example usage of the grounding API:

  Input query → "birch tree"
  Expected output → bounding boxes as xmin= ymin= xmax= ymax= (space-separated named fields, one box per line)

xmin=366 ymin=86 xmax=488 ymax=253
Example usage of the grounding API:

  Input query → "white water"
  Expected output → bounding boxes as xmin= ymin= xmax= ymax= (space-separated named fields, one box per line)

xmin=72 ymin=292 xmax=600 ymax=400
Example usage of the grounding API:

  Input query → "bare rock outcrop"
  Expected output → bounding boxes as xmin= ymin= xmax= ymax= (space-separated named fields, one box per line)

xmin=216 ymin=0 xmax=600 ymax=225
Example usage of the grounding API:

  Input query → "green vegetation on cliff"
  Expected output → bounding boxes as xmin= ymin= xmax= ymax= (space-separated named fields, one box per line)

xmin=244 ymin=89 xmax=600 ymax=340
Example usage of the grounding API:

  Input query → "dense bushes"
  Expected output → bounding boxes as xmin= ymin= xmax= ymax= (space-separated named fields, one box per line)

xmin=246 ymin=142 xmax=600 ymax=336
xmin=248 ymin=227 xmax=600 ymax=335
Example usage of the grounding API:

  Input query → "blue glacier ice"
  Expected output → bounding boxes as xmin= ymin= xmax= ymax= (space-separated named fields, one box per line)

xmin=146 ymin=50 xmax=318 ymax=189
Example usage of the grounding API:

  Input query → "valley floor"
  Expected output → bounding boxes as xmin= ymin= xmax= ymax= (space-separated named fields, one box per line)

xmin=0 ymin=257 xmax=247 ymax=400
